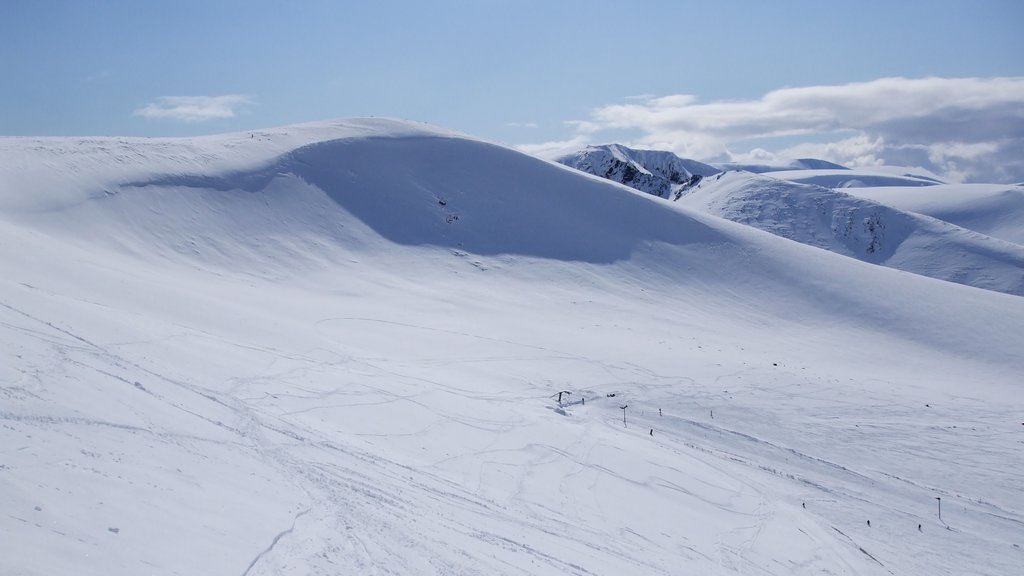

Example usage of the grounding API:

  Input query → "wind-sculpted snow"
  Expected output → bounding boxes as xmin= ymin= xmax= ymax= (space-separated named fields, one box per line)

xmin=0 ymin=118 xmax=462 ymax=214
xmin=10 ymin=131 xmax=727 ymax=266
xmin=272 ymin=136 xmax=725 ymax=262
xmin=678 ymin=172 xmax=1024 ymax=296
xmin=2 ymin=119 xmax=1023 ymax=576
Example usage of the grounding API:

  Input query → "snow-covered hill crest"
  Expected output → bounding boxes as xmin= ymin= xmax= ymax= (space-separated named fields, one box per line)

xmin=5 ymin=122 xmax=740 ymax=271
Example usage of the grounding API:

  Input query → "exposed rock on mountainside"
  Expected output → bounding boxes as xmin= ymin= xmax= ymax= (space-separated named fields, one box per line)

xmin=555 ymin=144 xmax=719 ymax=199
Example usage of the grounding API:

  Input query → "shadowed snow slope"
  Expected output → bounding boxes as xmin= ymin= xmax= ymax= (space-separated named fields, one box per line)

xmin=2 ymin=119 xmax=1023 ymax=576
xmin=678 ymin=171 xmax=1024 ymax=296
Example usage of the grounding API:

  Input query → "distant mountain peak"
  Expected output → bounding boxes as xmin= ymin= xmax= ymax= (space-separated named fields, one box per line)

xmin=793 ymin=158 xmax=849 ymax=170
xmin=555 ymin=144 xmax=720 ymax=199
xmin=717 ymin=158 xmax=850 ymax=173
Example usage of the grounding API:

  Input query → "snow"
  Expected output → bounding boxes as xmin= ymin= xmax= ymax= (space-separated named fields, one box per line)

xmin=676 ymin=171 xmax=1024 ymax=296
xmin=844 ymin=183 xmax=1024 ymax=245
xmin=715 ymin=161 xmax=945 ymax=186
xmin=552 ymin=143 xmax=1022 ymax=296
xmin=2 ymin=118 xmax=1022 ymax=575
xmin=764 ymin=169 xmax=941 ymax=189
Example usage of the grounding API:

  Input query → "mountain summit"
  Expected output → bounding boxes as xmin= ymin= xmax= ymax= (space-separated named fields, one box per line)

xmin=554 ymin=144 xmax=719 ymax=199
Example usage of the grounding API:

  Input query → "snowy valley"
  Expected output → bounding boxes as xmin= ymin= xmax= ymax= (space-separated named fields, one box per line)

xmin=2 ymin=119 xmax=1023 ymax=576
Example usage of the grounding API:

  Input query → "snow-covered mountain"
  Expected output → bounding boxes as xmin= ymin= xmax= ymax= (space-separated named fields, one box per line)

xmin=557 ymin=144 xmax=939 ymax=193
xmin=3 ymin=119 xmax=1022 ymax=576
xmin=718 ymin=158 xmax=850 ymax=172
xmin=554 ymin=144 xmax=1022 ymax=295
xmin=676 ymin=171 xmax=1024 ymax=296
xmin=763 ymin=169 xmax=943 ymax=189
xmin=554 ymin=144 xmax=719 ymax=199
xmin=717 ymin=161 xmax=945 ymax=187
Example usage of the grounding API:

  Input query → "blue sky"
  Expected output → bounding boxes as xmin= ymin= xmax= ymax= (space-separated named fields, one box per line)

xmin=3 ymin=0 xmax=1023 ymax=181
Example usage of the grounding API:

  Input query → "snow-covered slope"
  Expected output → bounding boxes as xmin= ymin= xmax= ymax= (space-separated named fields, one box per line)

xmin=3 ymin=119 xmax=1023 ymax=576
xmin=552 ymin=147 xmax=995 ymax=292
xmin=677 ymin=171 xmax=1024 ymax=296
xmin=766 ymin=169 xmax=942 ymax=189
xmin=716 ymin=161 xmax=943 ymax=188
xmin=844 ymin=183 xmax=1024 ymax=245
xmin=555 ymin=144 xmax=719 ymax=199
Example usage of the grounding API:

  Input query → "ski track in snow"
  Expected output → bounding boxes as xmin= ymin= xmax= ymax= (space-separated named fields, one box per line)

xmin=4 ymin=277 xmax=1021 ymax=575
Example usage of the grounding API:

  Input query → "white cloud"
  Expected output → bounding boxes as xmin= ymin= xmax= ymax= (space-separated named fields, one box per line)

xmin=134 ymin=95 xmax=254 ymax=123
xmin=516 ymin=134 xmax=593 ymax=159
xmin=776 ymin=134 xmax=887 ymax=168
xmin=520 ymin=77 xmax=1024 ymax=183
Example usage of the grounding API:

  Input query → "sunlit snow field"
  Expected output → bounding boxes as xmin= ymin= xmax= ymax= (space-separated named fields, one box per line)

xmin=2 ymin=119 xmax=1022 ymax=575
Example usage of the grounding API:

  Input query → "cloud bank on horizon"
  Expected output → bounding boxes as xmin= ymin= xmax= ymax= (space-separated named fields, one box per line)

xmin=134 ymin=95 xmax=254 ymax=123
xmin=520 ymin=77 xmax=1024 ymax=184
